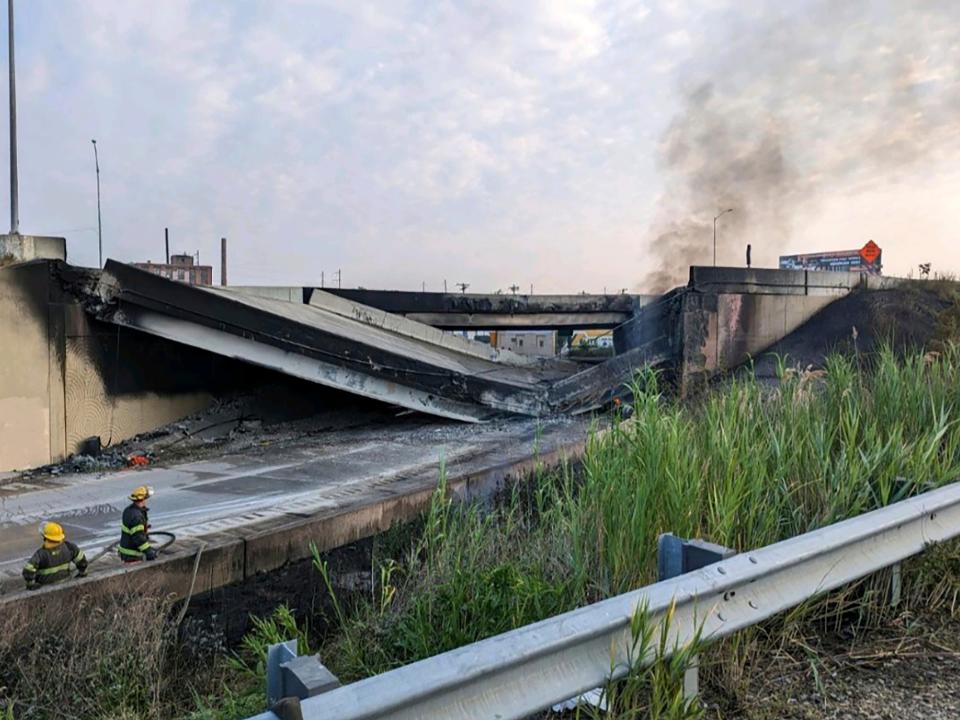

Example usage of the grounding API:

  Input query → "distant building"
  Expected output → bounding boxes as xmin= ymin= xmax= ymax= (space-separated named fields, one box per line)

xmin=570 ymin=330 xmax=614 ymax=350
xmin=492 ymin=330 xmax=557 ymax=358
xmin=132 ymin=253 xmax=213 ymax=286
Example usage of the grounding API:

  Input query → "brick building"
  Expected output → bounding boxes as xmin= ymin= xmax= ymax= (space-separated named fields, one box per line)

xmin=132 ymin=253 xmax=213 ymax=286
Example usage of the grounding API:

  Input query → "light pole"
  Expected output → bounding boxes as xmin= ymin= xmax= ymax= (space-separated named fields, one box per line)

xmin=713 ymin=208 xmax=734 ymax=266
xmin=8 ymin=0 xmax=17 ymax=234
xmin=91 ymin=139 xmax=102 ymax=267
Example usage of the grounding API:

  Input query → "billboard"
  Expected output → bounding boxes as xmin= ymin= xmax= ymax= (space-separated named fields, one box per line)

xmin=779 ymin=240 xmax=882 ymax=275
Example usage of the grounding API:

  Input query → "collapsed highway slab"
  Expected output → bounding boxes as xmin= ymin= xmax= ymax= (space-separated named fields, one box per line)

xmin=91 ymin=261 xmax=573 ymax=422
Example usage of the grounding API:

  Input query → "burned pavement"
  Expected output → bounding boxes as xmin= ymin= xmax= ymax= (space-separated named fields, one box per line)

xmin=0 ymin=409 xmax=591 ymax=598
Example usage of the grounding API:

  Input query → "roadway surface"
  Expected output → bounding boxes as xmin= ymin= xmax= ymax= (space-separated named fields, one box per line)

xmin=0 ymin=415 xmax=590 ymax=593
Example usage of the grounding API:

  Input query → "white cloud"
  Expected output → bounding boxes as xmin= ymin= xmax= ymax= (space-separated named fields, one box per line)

xmin=12 ymin=0 xmax=959 ymax=293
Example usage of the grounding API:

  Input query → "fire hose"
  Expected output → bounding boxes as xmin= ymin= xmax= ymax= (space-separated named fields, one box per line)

xmin=77 ymin=530 xmax=203 ymax=626
xmin=83 ymin=530 xmax=177 ymax=569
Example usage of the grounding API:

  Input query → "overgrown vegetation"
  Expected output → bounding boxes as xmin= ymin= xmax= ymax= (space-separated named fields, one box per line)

xmin=308 ymin=345 xmax=960 ymax=715
xmin=5 ymin=344 xmax=960 ymax=719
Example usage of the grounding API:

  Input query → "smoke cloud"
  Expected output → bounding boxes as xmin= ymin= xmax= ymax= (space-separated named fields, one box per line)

xmin=641 ymin=1 xmax=960 ymax=292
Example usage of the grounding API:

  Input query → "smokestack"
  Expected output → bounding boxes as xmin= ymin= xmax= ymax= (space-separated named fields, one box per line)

xmin=164 ymin=227 xmax=169 ymax=264
xmin=220 ymin=237 xmax=227 ymax=286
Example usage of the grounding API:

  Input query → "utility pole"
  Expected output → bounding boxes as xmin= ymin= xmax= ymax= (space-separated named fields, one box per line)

xmin=444 ymin=279 xmax=447 ymax=293
xmin=334 ymin=269 xmax=341 ymax=288
xmin=92 ymin=139 xmax=102 ymax=267
xmin=321 ymin=270 xmax=324 ymax=288
xmin=713 ymin=208 xmax=734 ymax=267
xmin=164 ymin=227 xmax=169 ymax=263
xmin=455 ymin=282 xmax=469 ymax=294
xmin=7 ymin=0 xmax=17 ymax=234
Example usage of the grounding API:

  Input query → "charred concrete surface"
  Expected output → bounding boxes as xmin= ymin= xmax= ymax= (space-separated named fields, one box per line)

xmin=1 ymin=257 xmax=893 ymax=473
xmin=0 ymin=261 xmax=298 ymax=472
xmin=321 ymin=287 xmax=652 ymax=330
xmin=92 ymin=261 xmax=577 ymax=421
xmin=86 ymin=261 xmax=662 ymax=423
xmin=0 ymin=415 xmax=592 ymax=610
xmin=676 ymin=266 xmax=898 ymax=394
xmin=0 ymin=258 xmax=668 ymax=469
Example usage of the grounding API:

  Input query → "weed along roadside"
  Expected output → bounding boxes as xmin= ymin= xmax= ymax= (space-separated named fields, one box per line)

xmin=5 ymin=346 xmax=960 ymax=718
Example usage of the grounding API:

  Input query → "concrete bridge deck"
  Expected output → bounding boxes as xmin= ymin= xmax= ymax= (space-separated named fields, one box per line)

xmin=320 ymin=288 xmax=654 ymax=330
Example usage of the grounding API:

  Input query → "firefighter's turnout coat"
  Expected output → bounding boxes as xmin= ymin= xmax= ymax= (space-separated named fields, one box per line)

xmin=22 ymin=541 xmax=88 ymax=587
xmin=119 ymin=503 xmax=155 ymax=561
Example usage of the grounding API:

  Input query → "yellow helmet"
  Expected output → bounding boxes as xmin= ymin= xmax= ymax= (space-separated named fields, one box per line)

xmin=129 ymin=485 xmax=154 ymax=502
xmin=39 ymin=521 xmax=65 ymax=543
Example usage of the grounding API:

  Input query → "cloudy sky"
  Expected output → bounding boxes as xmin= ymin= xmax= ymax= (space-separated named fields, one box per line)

xmin=7 ymin=1 xmax=960 ymax=291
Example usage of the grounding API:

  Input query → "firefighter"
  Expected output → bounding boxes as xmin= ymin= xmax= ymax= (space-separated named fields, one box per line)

xmin=22 ymin=521 xmax=88 ymax=590
xmin=119 ymin=485 xmax=158 ymax=562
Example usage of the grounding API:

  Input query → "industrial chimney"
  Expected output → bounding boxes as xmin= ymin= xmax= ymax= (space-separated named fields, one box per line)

xmin=220 ymin=237 xmax=227 ymax=286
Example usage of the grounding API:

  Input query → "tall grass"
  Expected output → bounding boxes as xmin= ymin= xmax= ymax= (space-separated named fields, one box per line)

xmin=316 ymin=345 xmax=960 ymax=710
xmin=0 ymin=592 xmax=179 ymax=720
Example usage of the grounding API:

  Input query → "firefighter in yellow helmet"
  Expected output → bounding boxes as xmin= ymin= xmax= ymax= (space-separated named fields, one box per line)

xmin=119 ymin=485 xmax=157 ymax=562
xmin=22 ymin=521 xmax=88 ymax=590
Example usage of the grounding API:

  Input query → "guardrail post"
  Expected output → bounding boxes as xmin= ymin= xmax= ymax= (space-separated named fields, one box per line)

xmin=265 ymin=639 xmax=341 ymax=717
xmin=266 ymin=640 xmax=298 ymax=706
xmin=657 ymin=533 xmax=736 ymax=701
xmin=891 ymin=562 xmax=902 ymax=608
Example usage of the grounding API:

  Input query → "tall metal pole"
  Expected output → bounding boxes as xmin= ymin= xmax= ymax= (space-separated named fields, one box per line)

xmin=92 ymin=139 xmax=101 ymax=267
xmin=8 ymin=0 xmax=17 ymax=234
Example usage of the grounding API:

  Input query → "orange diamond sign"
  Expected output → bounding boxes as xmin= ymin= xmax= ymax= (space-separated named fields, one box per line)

xmin=860 ymin=240 xmax=881 ymax=265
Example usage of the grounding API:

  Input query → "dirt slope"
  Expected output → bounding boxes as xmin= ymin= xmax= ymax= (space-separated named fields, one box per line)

xmin=752 ymin=284 xmax=957 ymax=378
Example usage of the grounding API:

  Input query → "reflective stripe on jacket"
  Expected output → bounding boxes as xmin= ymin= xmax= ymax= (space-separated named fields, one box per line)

xmin=119 ymin=503 xmax=151 ymax=559
xmin=22 ymin=540 xmax=88 ymax=586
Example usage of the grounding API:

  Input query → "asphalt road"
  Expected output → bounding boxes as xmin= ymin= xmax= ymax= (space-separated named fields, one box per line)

xmin=0 ymin=416 xmax=587 ymax=590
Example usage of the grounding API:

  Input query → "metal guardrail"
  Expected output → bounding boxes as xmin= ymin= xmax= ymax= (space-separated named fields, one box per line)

xmin=249 ymin=481 xmax=960 ymax=720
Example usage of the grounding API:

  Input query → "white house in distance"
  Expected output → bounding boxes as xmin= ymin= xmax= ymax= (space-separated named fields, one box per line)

xmin=492 ymin=330 xmax=557 ymax=358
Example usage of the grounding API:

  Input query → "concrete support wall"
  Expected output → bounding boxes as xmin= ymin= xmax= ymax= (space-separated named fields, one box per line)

xmin=679 ymin=267 xmax=862 ymax=394
xmin=61 ymin=305 xmax=212 ymax=454
xmin=0 ymin=261 xmax=216 ymax=472
xmin=0 ymin=263 xmax=63 ymax=470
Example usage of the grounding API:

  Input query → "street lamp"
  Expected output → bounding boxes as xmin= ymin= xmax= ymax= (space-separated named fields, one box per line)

xmin=713 ymin=208 xmax=734 ymax=267
xmin=91 ymin=139 xmax=102 ymax=267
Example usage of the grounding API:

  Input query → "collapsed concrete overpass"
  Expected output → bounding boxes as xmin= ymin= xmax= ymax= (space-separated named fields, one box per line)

xmin=79 ymin=261 xmax=669 ymax=425
xmin=0 ymin=257 xmax=895 ymax=472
